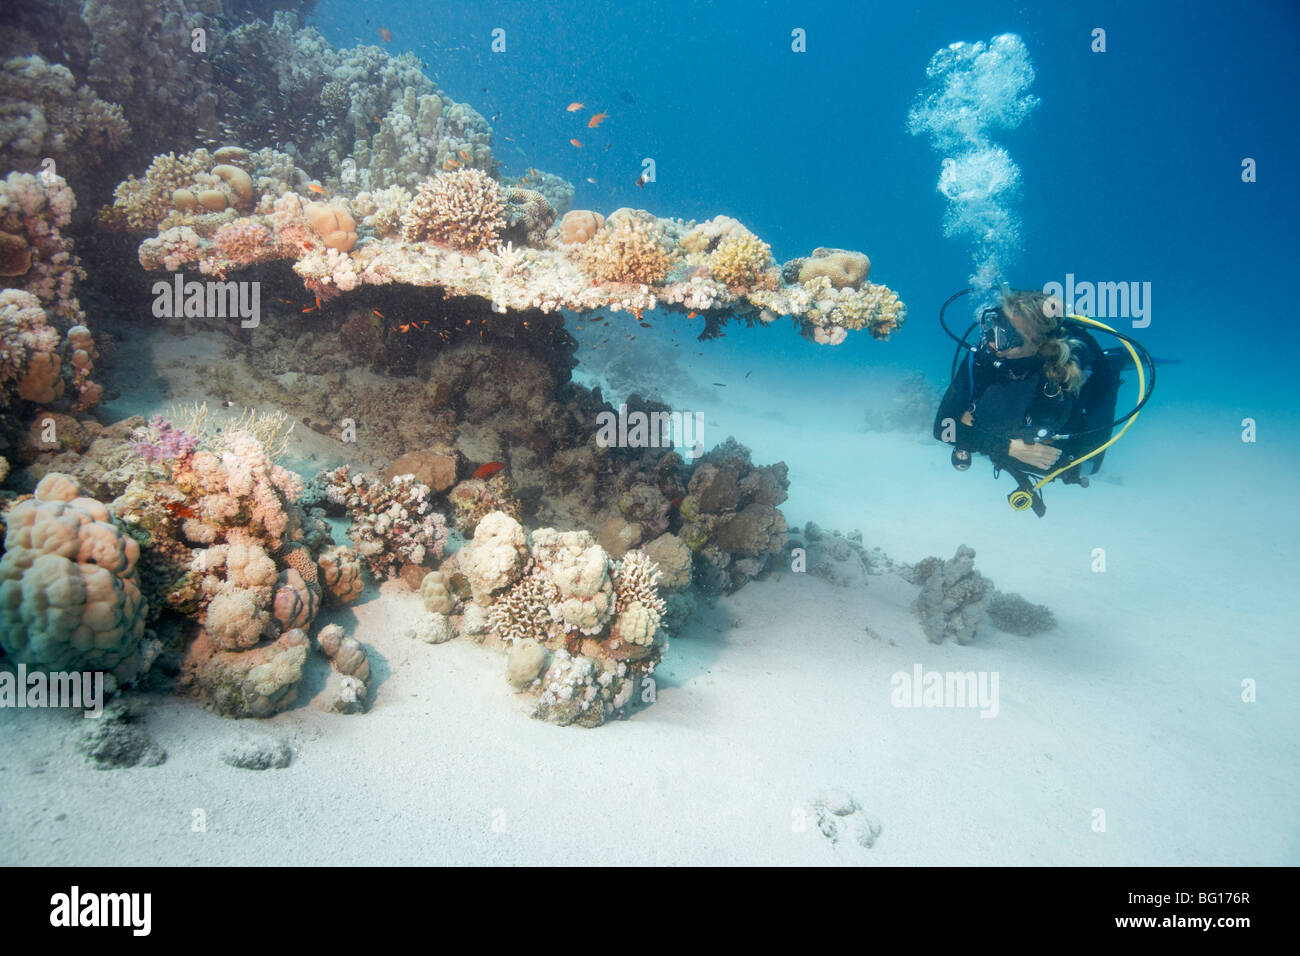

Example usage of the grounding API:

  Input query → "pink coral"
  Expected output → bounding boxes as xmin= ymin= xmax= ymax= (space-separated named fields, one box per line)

xmin=213 ymin=218 xmax=277 ymax=266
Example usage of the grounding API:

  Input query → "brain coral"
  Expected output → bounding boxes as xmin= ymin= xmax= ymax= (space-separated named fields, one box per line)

xmin=402 ymin=168 xmax=506 ymax=251
xmin=580 ymin=214 xmax=677 ymax=286
xmin=0 ymin=473 xmax=146 ymax=673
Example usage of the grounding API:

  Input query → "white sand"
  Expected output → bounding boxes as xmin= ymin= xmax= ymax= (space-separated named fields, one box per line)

xmin=1 ymin=325 xmax=1295 ymax=866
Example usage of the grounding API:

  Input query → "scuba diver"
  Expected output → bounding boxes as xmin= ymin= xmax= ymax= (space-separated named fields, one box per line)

xmin=933 ymin=287 xmax=1156 ymax=516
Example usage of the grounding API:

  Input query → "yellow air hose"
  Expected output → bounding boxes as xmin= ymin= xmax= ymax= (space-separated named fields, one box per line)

xmin=1030 ymin=314 xmax=1146 ymax=490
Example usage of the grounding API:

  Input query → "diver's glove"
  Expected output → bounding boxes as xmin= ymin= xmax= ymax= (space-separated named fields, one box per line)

xmin=951 ymin=448 xmax=972 ymax=471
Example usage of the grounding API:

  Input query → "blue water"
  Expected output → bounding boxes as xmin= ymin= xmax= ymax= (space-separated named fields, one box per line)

xmin=314 ymin=0 xmax=1300 ymax=420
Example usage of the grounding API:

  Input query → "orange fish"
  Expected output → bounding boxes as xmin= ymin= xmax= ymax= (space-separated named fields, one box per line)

xmin=688 ymin=311 xmax=699 ymax=319
xmin=459 ymin=150 xmax=471 ymax=161
xmin=445 ymin=158 xmax=461 ymax=168
xmin=587 ymin=112 xmax=608 ymax=128
xmin=163 ymin=500 xmax=197 ymax=521
xmin=669 ymin=495 xmax=685 ymax=510
xmin=569 ymin=138 xmax=582 ymax=148
xmin=379 ymin=28 xmax=392 ymax=43
xmin=473 ymin=461 xmax=505 ymax=480
xmin=372 ymin=309 xmax=384 ymax=318
xmin=566 ymin=102 xmax=584 ymax=112
xmin=307 ymin=183 xmax=326 ymax=194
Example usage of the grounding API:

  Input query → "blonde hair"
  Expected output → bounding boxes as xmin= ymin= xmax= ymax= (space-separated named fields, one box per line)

xmin=999 ymin=289 xmax=1085 ymax=395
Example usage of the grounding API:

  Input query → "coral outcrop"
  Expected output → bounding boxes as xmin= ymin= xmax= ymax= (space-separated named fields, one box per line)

xmin=0 ymin=472 xmax=148 ymax=677
xmin=678 ymin=440 xmax=790 ymax=593
xmin=0 ymin=171 xmax=85 ymax=326
xmin=421 ymin=512 xmax=668 ymax=727
xmin=0 ymin=54 xmax=129 ymax=176
xmin=907 ymin=545 xmax=992 ymax=644
xmin=323 ymin=466 xmax=448 ymax=580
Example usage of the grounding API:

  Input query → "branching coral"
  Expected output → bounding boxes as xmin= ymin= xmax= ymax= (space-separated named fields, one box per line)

xmin=402 ymin=169 xmax=506 ymax=251
xmin=488 ymin=567 xmax=561 ymax=645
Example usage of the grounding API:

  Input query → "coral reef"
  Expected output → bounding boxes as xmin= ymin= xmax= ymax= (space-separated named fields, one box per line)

xmin=110 ymin=148 xmax=904 ymax=344
xmin=0 ymin=171 xmax=85 ymax=325
xmin=323 ymin=466 xmax=448 ymax=580
xmin=906 ymin=545 xmax=992 ymax=644
xmin=0 ymin=472 xmax=148 ymax=677
xmin=439 ymin=511 xmax=667 ymax=727
xmin=0 ymin=54 xmax=129 ymax=175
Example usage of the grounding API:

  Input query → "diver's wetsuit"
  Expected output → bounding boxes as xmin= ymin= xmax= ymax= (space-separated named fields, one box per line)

xmin=933 ymin=329 xmax=1108 ymax=479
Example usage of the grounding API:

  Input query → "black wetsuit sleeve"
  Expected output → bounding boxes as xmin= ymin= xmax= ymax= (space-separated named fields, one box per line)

xmin=933 ymin=356 xmax=1011 ymax=459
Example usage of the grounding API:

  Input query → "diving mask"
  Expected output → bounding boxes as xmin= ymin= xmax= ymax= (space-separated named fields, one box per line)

xmin=980 ymin=307 xmax=1024 ymax=352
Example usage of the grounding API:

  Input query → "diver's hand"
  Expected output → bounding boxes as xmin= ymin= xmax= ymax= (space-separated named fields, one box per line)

xmin=1008 ymin=439 xmax=1062 ymax=470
